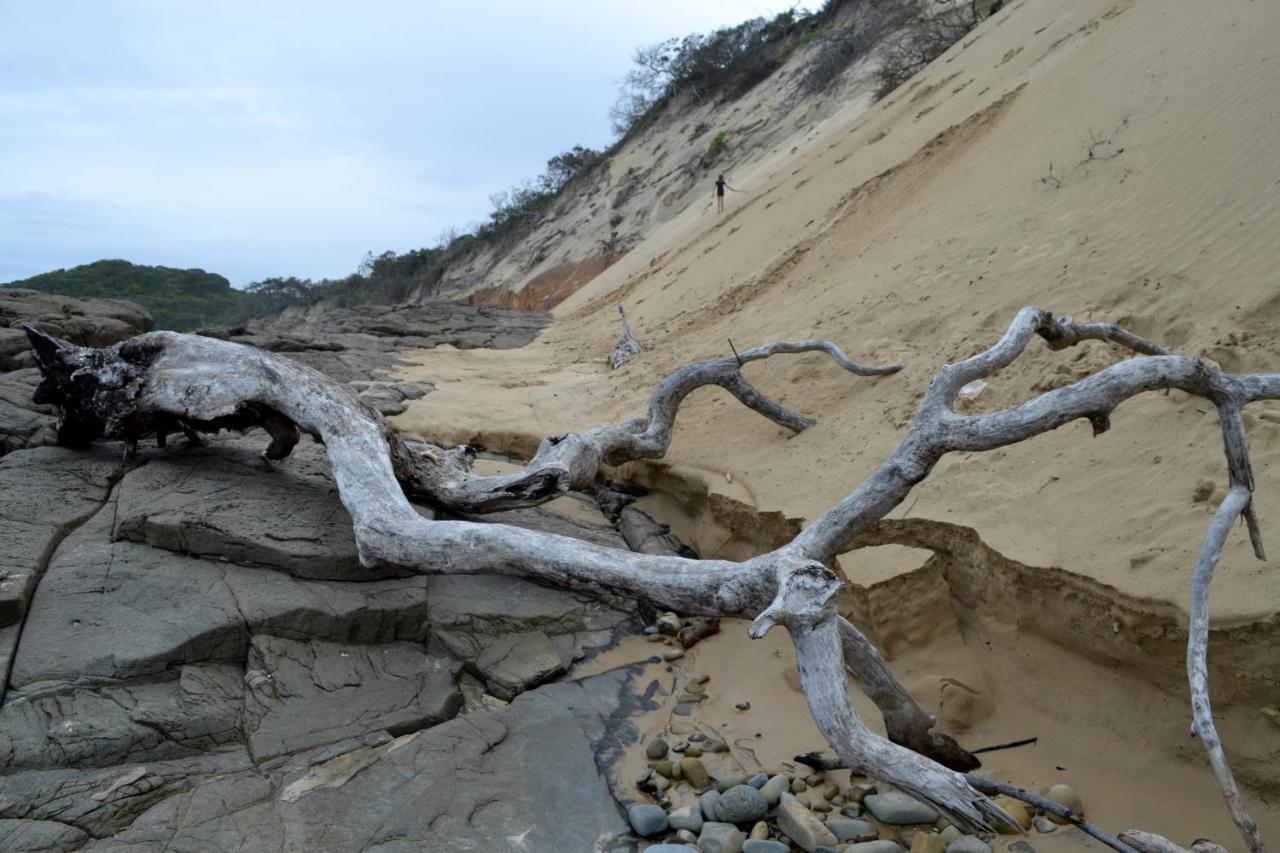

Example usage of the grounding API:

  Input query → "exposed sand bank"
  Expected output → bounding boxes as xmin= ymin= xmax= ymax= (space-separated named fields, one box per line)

xmin=391 ymin=0 xmax=1280 ymax=835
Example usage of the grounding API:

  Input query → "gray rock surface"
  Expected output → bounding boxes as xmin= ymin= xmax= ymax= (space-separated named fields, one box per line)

xmin=0 ymin=300 xmax=658 ymax=850
xmin=863 ymin=790 xmax=940 ymax=825
xmin=699 ymin=821 xmax=747 ymax=853
xmin=0 ymin=289 xmax=153 ymax=371
xmin=776 ymin=793 xmax=839 ymax=852
xmin=243 ymin=635 xmax=462 ymax=759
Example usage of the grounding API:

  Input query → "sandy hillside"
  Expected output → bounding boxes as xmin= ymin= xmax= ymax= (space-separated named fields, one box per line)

xmin=392 ymin=0 xmax=1280 ymax=833
xmin=397 ymin=0 xmax=1280 ymax=618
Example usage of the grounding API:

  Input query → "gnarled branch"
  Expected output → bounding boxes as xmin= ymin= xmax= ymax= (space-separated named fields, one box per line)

xmin=21 ymin=306 xmax=1280 ymax=844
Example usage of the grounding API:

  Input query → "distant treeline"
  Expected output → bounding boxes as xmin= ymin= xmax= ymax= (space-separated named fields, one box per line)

xmin=3 ymin=260 xmax=268 ymax=331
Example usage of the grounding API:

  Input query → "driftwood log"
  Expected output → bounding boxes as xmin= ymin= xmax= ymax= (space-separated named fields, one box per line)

xmin=21 ymin=307 xmax=1279 ymax=845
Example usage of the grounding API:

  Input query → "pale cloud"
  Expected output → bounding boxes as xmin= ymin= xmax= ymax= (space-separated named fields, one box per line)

xmin=1 ymin=1 xmax=808 ymax=286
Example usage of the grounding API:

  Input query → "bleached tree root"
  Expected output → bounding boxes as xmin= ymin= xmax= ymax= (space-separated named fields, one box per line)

xmin=22 ymin=306 xmax=1280 ymax=844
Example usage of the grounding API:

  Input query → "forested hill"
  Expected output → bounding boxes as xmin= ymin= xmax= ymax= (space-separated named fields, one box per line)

xmin=2 ymin=259 xmax=264 ymax=331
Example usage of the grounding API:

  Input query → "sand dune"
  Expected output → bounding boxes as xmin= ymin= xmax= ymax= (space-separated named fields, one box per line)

xmin=393 ymin=0 xmax=1280 ymax=836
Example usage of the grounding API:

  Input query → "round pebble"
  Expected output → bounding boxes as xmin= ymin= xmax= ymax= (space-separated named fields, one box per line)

xmin=645 ymin=737 xmax=669 ymax=760
xmin=1045 ymin=783 xmax=1083 ymax=825
xmin=945 ymin=837 xmax=993 ymax=853
xmin=743 ymin=842 xmax=789 ymax=853
xmin=746 ymin=771 xmax=770 ymax=789
xmin=716 ymin=784 xmax=769 ymax=824
xmin=626 ymin=803 xmax=668 ymax=837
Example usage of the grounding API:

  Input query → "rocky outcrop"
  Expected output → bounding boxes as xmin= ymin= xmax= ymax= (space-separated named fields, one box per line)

xmin=0 ymin=425 xmax=647 ymax=849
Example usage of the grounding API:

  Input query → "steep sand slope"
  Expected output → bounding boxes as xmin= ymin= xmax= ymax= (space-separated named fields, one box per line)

xmin=398 ymin=0 xmax=1280 ymax=619
xmin=394 ymin=0 xmax=1280 ymax=834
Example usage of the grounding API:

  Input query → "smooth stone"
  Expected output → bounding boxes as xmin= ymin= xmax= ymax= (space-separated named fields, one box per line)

xmin=805 ymin=773 xmax=825 ymax=786
xmin=673 ymin=702 xmax=696 ymax=716
xmin=670 ymin=722 xmax=696 ymax=735
xmin=863 ymin=791 xmax=939 ymax=825
xmin=735 ymin=701 xmax=751 ymax=710
xmin=744 ymin=841 xmax=789 ymax=853
xmin=841 ymin=803 xmax=864 ymax=819
xmin=677 ymin=829 xmax=699 ymax=843
xmin=663 ymin=649 xmax=686 ymax=662
xmin=647 ymin=846 xmax=698 ymax=852
xmin=945 ymin=838 xmax=992 ymax=853
xmin=1033 ymin=816 xmax=1058 ymax=833
xmin=847 ymin=843 xmax=905 ymax=853
xmin=761 ymin=774 xmax=790 ymax=807
xmin=911 ymin=833 xmax=948 ymax=853
xmin=689 ymin=733 xmax=707 ymax=742
xmin=717 ymin=785 xmax=769 ymax=824
xmin=686 ymin=682 xmax=707 ymax=694
xmin=747 ymin=771 xmax=770 ymax=789
xmin=847 ymin=783 xmax=875 ymax=803
xmin=700 ymin=790 xmax=723 ymax=821
xmin=646 ymin=737 xmax=670 ymax=759
xmin=684 ymin=745 xmax=703 ymax=757
xmin=750 ymin=820 xmax=770 ymax=840
xmin=699 ymin=821 xmax=746 ymax=853
xmin=822 ymin=783 xmax=841 ymax=800
xmin=790 ymin=778 xmax=808 ymax=794
xmin=992 ymin=796 xmax=1032 ymax=832
xmin=717 ymin=774 xmax=747 ymax=792
xmin=776 ymin=793 xmax=838 ymax=852
xmin=939 ymin=826 xmax=962 ymax=843
xmin=651 ymin=760 xmax=676 ymax=778
xmin=827 ymin=817 xmax=878 ymax=842
xmin=1045 ymin=783 xmax=1083 ymax=825
xmin=669 ymin=805 xmax=705 ymax=833
xmin=627 ymin=803 xmax=669 ymax=837
xmin=681 ymin=757 xmax=713 ymax=790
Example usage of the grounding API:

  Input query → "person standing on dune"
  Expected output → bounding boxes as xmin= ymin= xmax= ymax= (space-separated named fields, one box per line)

xmin=714 ymin=174 xmax=738 ymax=214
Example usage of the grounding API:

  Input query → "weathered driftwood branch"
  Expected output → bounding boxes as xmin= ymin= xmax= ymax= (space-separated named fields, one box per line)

xmin=22 ymin=307 xmax=1280 ymax=844
xmin=610 ymin=304 xmax=644 ymax=369
xmin=397 ymin=337 xmax=902 ymax=513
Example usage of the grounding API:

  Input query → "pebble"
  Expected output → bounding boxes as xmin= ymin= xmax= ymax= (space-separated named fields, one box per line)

xmin=1044 ymin=783 xmax=1083 ymax=825
xmin=846 ymin=783 xmax=875 ymax=803
xmin=761 ymin=774 xmax=790 ymax=807
xmin=699 ymin=821 xmax=747 ymax=853
xmin=717 ymin=784 xmax=769 ymax=824
xmin=669 ymin=722 xmax=695 ymax=735
xmin=684 ymin=745 xmax=703 ymax=758
xmin=689 ymin=733 xmax=707 ymax=742
xmin=811 ymin=801 xmax=832 ymax=813
xmin=863 ymin=791 xmax=939 ymax=825
xmin=679 ymin=758 xmax=711 ymax=790
xmin=700 ymin=790 xmax=722 ymax=821
xmin=672 ymin=742 xmax=688 ymax=754
xmin=669 ymin=805 xmax=704 ymax=833
xmin=822 ymin=782 xmax=841 ymax=800
xmin=716 ymin=774 xmax=747 ymax=793
xmin=672 ymin=703 xmax=696 ymax=716
xmin=939 ymin=826 xmax=962 ymax=843
xmin=1033 ymin=816 xmax=1057 ymax=833
xmin=693 ymin=673 xmax=711 ymax=684
xmin=776 ymin=793 xmax=838 ymax=852
xmin=626 ymin=803 xmax=669 ymax=837
xmin=840 ymin=803 xmax=864 ymax=819
xmin=945 ymin=838 xmax=992 ymax=853
xmin=651 ymin=760 xmax=675 ymax=779
xmin=652 ymin=775 xmax=671 ymax=793
xmin=686 ymin=682 xmax=707 ymax=695
xmin=676 ymin=693 xmax=705 ymax=704
xmin=676 ymin=829 xmax=699 ymax=844
xmin=992 ymin=796 xmax=1031 ymax=832
xmin=749 ymin=821 xmax=770 ymax=840
xmin=663 ymin=649 xmax=686 ymax=662
xmin=744 ymin=841 xmax=789 ymax=853
xmin=910 ymin=833 xmax=947 ymax=853
xmin=647 ymin=845 xmax=697 ymax=852
xmin=746 ymin=772 xmax=770 ymax=789
xmin=646 ymin=737 xmax=669 ymax=760
xmin=790 ymin=778 xmax=808 ymax=794
xmin=846 ymin=842 xmax=906 ymax=853
xmin=805 ymin=773 xmax=825 ymax=786
xmin=826 ymin=817 xmax=878 ymax=842
xmin=735 ymin=700 xmax=752 ymax=711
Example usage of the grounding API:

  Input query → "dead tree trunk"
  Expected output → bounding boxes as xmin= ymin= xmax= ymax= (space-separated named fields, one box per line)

xmin=22 ymin=307 xmax=1280 ymax=845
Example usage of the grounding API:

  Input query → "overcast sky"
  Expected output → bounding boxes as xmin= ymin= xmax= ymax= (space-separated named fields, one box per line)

xmin=0 ymin=1 xmax=806 ymax=287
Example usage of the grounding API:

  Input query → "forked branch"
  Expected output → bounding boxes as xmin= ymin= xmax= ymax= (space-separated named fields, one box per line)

xmin=21 ymin=307 xmax=1279 ymax=845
